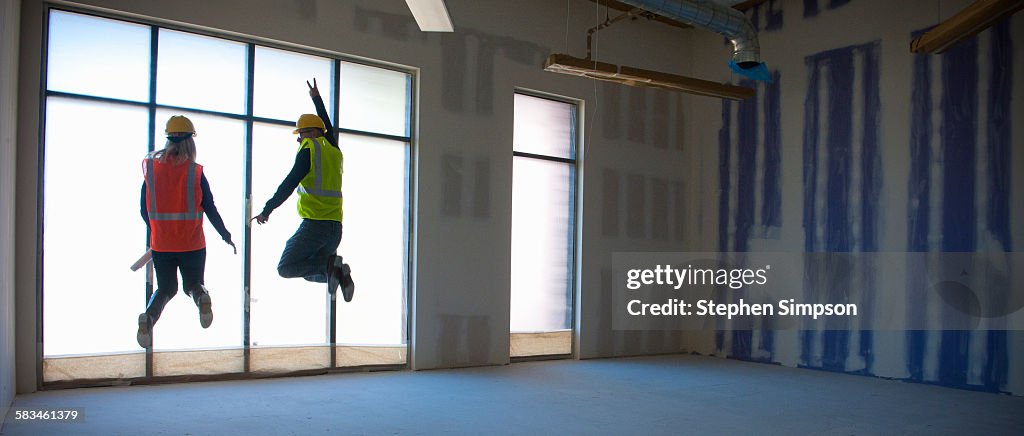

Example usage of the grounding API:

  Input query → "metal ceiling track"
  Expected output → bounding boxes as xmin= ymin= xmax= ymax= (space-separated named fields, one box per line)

xmin=544 ymin=1 xmax=757 ymax=100
xmin=544 ymin=53 xmax=755 ymax=100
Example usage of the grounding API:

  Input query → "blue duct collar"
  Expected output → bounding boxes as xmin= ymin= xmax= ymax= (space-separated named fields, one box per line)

xmin=729 ymin=60 xmax=772 ymax=82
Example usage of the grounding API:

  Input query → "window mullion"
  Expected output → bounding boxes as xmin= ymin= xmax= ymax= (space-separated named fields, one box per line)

xmin=242 ymin=42 xmax=256 ymax=374
xmin=328 ymin=59 xmax=342 ymax=368
xmin=144 ymin=24 xmax=159 ymax=379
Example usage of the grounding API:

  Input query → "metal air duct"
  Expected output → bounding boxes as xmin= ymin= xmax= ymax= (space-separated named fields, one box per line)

xmin=618 ymin=0 xmax=761 ymax=68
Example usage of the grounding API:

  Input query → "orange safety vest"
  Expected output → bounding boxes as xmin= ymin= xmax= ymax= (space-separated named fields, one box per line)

xmin=143 ymin=158 xmax=206 ymax=252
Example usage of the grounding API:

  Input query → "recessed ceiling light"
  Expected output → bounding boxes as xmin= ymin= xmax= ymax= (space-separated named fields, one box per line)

xmin=405 ymin=0 xmax=454 ymax=32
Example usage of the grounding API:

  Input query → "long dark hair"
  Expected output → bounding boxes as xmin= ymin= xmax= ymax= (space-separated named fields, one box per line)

xmin=150 ymin=136 xmax=196 ymax=164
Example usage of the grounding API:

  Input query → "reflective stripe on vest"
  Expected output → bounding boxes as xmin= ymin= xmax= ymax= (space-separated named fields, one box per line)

xmin=297 ymin=185 xmax=342 ymax=198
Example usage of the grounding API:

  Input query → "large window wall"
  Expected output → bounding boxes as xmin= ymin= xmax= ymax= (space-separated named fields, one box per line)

xmin=41 ymin=8 xmax=412 ymax=383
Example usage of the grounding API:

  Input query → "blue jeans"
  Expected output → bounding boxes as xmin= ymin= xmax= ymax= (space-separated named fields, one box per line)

xmin=277 ymin=219 xmax=342 ymax=283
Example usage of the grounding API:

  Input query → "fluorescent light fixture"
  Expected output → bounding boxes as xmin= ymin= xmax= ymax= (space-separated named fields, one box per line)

xmin=911 ymin=0 xmax=1023 ymax=54
xmin=544 ymin=54 xmax=755 ymax=100
xmin=405 ymin=0 xmax=454 ymax=32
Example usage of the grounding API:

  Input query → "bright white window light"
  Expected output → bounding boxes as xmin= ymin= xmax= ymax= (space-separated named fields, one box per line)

xmin=44 ymin=97 xmax=149 ymax=356
xmin=405 ymin=0 xmax=454 ymax=32
xmin=151 ymin=109 xmax=245 ymax=355
xmin=47 ymin=11 xmax=150 ymax=102
xmin=510 ymin=94 xmax=577 ymax=334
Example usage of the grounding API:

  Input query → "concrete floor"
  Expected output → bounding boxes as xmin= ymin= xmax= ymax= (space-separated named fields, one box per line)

xmin=2 ymin=354 xmax=1022 ymax=435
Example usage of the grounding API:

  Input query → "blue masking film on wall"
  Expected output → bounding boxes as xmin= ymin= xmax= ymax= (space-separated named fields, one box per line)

xmin=938 ymin=33 xmax=978 ymax=389
xmin=758 ymin=71 xmax=783 ymax=362
xmin=859 ymin=44 xmax=881 ymax=374
xmin=731 ymin=78 xmax=759 ymax=360
xmin=822 ymin=47 xmax=853 ymax=372
xmin=906 ymin=29 xmax=932 ymax=382
xmin=801 ymin=62 xmax=821 ymax=366
xmin=736 ymin=80 xmax=758 ymax=254
xmin=860 ymin=47 xmax=881 ymax=254
xmin=804 ymin=0 xmax=853 ymax=18
xmin=718 ymin=73 xmax=783 ymax=361
xmin=802 ymin=66 xmax=821 ymax=254
xmin=762 ymin=71 xmax=783 ymax=230
xmin=765 ymin=0 xmax=784 ymax=31
xmin=802 ymin=42 xmax=881 ymax=373
xmin=987 ymin=20 xmax=1012 ymax=254
xmin=803 ymin=0 xmax=820 ymax=18
xmin=906 ymin=24 xmax=1012 ymax=392
xmin=824 ymin=52 xmax=853 ymax=255
xmin=982 ymin=20 xmax=1012 ymax=392
xmin=717 ymin=98 xmax=732 ymax=353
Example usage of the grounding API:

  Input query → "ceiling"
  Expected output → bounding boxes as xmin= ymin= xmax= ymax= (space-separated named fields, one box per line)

xmin=584 ymin=0 xmax=768 ymax=29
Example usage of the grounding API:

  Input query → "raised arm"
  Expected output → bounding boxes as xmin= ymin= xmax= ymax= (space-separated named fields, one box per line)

xmin=307 ymin=78 xmax=337 ymax=147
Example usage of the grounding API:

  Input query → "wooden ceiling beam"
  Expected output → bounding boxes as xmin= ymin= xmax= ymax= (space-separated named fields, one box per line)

xmin=910 ymin=0 xmax=1023 ymax=54
xmin=544 ymin=53 xmax=756 ymax=100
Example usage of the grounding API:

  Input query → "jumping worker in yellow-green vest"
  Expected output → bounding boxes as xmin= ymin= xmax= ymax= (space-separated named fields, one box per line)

xmin=253 ymin=78 xmax=354 ymax=301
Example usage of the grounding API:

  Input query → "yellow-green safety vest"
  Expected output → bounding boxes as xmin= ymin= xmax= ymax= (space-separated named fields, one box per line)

xmin=296 ymin=136 xmax=343 ymax=222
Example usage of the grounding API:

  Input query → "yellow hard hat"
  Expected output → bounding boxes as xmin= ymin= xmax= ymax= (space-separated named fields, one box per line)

xmin=165 ymin=115 xmax=196 ymax=135
xmin=293 ymin=114 xmax=326 ymax=134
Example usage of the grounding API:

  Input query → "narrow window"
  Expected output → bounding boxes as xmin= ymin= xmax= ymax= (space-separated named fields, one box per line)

xmin=510 ymin=92 xmax=578 ymax=358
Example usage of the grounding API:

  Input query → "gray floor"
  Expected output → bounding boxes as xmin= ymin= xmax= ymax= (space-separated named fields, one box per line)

xmin=3 ymin=354 xmax=1022 ymax=435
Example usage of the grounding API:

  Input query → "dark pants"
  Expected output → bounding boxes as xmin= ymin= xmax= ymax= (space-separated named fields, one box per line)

xmin=277 ymin=219 xmax=342 ymax=283
xmin=147 ymin=248 xmax=206 ymax=324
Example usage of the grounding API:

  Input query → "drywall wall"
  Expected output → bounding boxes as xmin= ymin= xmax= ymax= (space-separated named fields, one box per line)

xmin=13 ymin=0 xmax=706 ymax=389
xmin=1 ymin=0 xmax=20 ymax=421
xmin=682 ymin=0 xmax=1024 ymax=395
xmin=15 ymin=0 xmax=42 ymax=396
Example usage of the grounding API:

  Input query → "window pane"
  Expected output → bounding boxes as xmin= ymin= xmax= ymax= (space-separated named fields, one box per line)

xmin=511 ymin=157 xmax=574 ymax=332
xmin=512 ymin=94 xmax=575 ymax=159
xmin=157 ymin=29 xmax=247 ymax=114
xmin=336 ymin=134 xmax=408 ymax=346
xmin=46 ymin=11 xmax=150 ymax=101
xmin=339 ymin=63 xmax=410 ymax=137
xmin=150 ymin=110 xmax=244 ymax=356
xmin=254 ymin=47 xmax=334 ymax=122
xmin=43 ymin=97 xmax=149 ymax=356
xmin=250 ymin=123 xmax=327 ymax=347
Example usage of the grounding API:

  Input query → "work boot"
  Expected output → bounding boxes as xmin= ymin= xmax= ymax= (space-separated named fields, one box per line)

xmin=192 ymin=286 xmax=213 ymax=329
xmin=340 ymin=263 xmax=355 ymax=303
xmin=327 ymin=255 xmax=342 ymax=297
xmin=136 ymin=313 xmax=152 ymax=348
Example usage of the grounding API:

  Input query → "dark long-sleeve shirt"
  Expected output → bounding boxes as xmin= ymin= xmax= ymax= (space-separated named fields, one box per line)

xmin=259 ymin=149 xmax=310 ymax=218
xmin=314 ymin=94 xmax=337 ymax=147
xmin=141 ymin=173 xmax=233 ymax=243
xmin=259 ymin=94 xmax=338 ymax=218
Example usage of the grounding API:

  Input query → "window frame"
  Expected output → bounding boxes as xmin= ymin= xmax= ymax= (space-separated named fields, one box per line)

xmin=510 ymin=88 xmax=583 ymax=361
xmin=36 ymin=5 xmax=417 ymax=388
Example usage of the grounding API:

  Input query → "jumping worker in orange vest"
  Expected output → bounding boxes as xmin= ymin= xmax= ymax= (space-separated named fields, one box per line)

xmin=253 ymin=79 xmax=354 ymax=301
xmin=137 ymin=115 xmax=237 ymax=348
